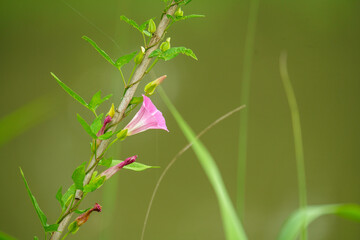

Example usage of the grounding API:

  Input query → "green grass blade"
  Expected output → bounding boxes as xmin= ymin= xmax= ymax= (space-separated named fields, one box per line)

xmin=158 ymin=87 xmax=247 ymax=240
xmin=277 ymin=204 xmax=360 ymax=240
xmin=237 ymin=0 xmax=260 ymax=220
xmin=0 ymin=231 xmax=17 ymax=240
xmin=51 ymin=72 xmax=89 ymax=108
xmin=279 ymin=52 xmax=308 ymax=239
xmin=0 ymin=95 xmax=56 ymax=147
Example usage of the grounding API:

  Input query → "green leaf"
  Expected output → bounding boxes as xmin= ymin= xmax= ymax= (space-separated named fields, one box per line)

xmin=277 ymin=204 xmax=360 ymax=240
xmin=83 ymin=176 xmax=106 ymax=193
xmin=72 ymin=163 xmax=86 ymax=190
xmin=161 ymin=47 xmax=198 ymax=61
xmin=90 ymin=113 xmax=104 ymax=135
xmin=19 ymin=168 xmax=48 ymax=230
xmin=61 ymin=184 xmax=75 ymax=208
xmin=98 ymin=131 xmax=114 ymax=140
xmin=116 ymin=51 xmax=137 ymax=68
xmin=77 ymin=114 xmax=97 ymax=139
xmin=44 ymin=224 xmax=59 ymax=232
xmin=149 ymin=49 xmax=162 ymax=58
xmin=120 ymin=15 xmax=140 ymax=31
xmin=82 ymin=36 xmax=116 ymax=67
xmin=68 ymin=221 xmax=79 ymax=234
xmin=56 ymin=187 xmax=64 ymax=209
xmin=142 ymin=30 xmax=152 ymax=37
xmin=105 ymin=159 xmax=159 ymax=171
xmin=51 ymin=73 xmax=88 ymax=108
xmin=175 ymin=14 xmax=205 ymax=21
xmin=130 ymin=96 xmax=143 ymax=105
xmin=124 ymin=162 xmax=160 ymax=171
xmin=34 ymin=237 xmax=39 ymax=240
xmin=158 ymin=88 xmax=247 ymax=240
xmin=98 ymin=158 xmax=113 ymax=168
xmin=139 ymin=19 xmax=151 ymax=31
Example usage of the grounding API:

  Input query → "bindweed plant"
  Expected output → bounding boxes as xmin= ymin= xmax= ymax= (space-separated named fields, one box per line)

xmin=19 ymin=1 xmax=203 ymax=239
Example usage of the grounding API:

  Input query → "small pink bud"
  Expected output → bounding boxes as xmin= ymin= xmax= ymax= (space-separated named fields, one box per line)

xmin=99 ymin=155 xmax=137 ymax=180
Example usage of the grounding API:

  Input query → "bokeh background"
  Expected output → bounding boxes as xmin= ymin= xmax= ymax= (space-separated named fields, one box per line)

xmin=0 ymin=0 xmax=359 ymax=239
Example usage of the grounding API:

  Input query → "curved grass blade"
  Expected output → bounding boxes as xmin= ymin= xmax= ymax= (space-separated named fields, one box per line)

xmin=158 ymin=87 xmax=247 ymax=240
xmin=277 ymin=204 xmax=360 ymax=240
xmin=0 ymin=231 xmax=17 ymax=240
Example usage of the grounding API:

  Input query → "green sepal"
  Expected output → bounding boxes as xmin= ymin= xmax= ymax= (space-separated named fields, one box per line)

xmin=72 ymin=162 xmax=86 ymax=191
xmin=34 ymin=237 xmax=39 ymax=240
xmin=98 ymin=131 xmax=114 ymax=140
xmin=82 ymin=36 xmax=116 ymax=67
xmin=51 ymin=73 xmax=88 ymax=108
xmin=116 ymin=129 xmax=128 ymax=141
xmin=61 ymin=184 xmax=75 ymax=209
xmin=68 ymin=221 xmax=79 ymax=234
xmin=77 ymin=114 xmax=98 ymax=139
xmin=74 ymin=208 xmax=91 ymax=214
xmin=116 ymin=51 xmax=138 ymax=68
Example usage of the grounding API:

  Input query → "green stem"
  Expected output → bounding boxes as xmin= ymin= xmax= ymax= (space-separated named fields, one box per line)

xmin=237 ymin=0 xmax=260 ymax=221
xmin=145 ymin=58 xmax=159 ymax=74
xmin=119 ymin=68 xmax=127 ymax=87
xmin=61 ymin=232 xmax=70 ymax=240
xmin=279 ymin=52 xmax=308 ymax=240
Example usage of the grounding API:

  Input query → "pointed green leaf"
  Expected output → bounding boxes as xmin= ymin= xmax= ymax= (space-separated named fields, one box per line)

xmin=139 ymin=19 xmax=151 ymax=31
xmin=88 ymin=91 xmax=102 ymax=110
xmin=175 ymin=14 xmax=205 ymax=21
xmin=277 ymin=204 xmax=360 ymax=240
xmin=142 ymin=30 xmax=151 ymax=37
xmin=19 ymin=168 xmax=48 ymax=230
xmin=116 ymin=51 xmax=137 ymax=68
xmin=161 ymin=47 xmax=198 ymax=61
xmin=55 ymin=187 xmax=64 ymax=209
xmin=149 ymin=49 xmax=162 ymax=58
xmin=51 ymin=73 xmax=88 ymax=108
xmin=61 ymin=184 xmax=75 ymax=209
xmin=120 ymin=15 xmax=140 ymax=31
xmin=90 ymin=113 xmax=104 ymax=135
xmin=77 ymin=114 xmax=97 ymax=139
xmin=107 ymin=160 xmax=159 ymax=171
xmin=98 ymin=131 xmax=114 ymax=140
xmin=82 ymin=36 xmax=116 ymax=66
xmin=72 ymin=163 xmax=86 ymax=190
xmin=83 ymin=176 xmax=106 ymax=193
xmin=68 ymin=221 xmax=79 ymax=234
xmin=44 ymin=224 xmax=59 ymax=232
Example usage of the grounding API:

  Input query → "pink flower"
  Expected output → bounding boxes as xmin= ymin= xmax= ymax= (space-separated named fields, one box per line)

xmin=125 ymin=95 xmax=169 ymax=136
xmin=97 ymin=115 xmax=112 ymax=137
xmin=76 ymin=203 xmax=102 ymax=226
xmin=99 ymin=155 xmax=137 ymax=180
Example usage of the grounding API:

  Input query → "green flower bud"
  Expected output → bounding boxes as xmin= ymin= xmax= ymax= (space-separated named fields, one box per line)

xmin=134 ymin=46 xmax=145 ymax=64
xmin=174 ymin=8 xmax=184 ymax=17
xmin=160 ymin=37 xmax=171 ymax=52
xmin=144 ymin=75 xmax=167 ymax=96
xmin=116 ymin=129 xmax=128 ymax=141
xmin=148 ymin=19 xmax=156 ymax=34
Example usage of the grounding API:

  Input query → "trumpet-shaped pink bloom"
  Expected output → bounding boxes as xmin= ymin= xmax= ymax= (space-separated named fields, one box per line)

xmin=100 ymin=155 xmax=137 ymax=180
xmin=125 ymin=95 xmax=169 ymax=136
xmin=76 ymin=203 xmax=102 ymax=226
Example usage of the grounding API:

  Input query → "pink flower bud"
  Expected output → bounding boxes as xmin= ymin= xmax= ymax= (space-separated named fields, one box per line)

xmin=99 ymin=155 xmax=137 ymax=180
xmin=76 ymin=203 xmax=102 ymax=227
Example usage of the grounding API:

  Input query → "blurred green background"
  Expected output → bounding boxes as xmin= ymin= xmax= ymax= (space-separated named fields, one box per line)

xmin=0 ymin=0 xmax=359 ymax=239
